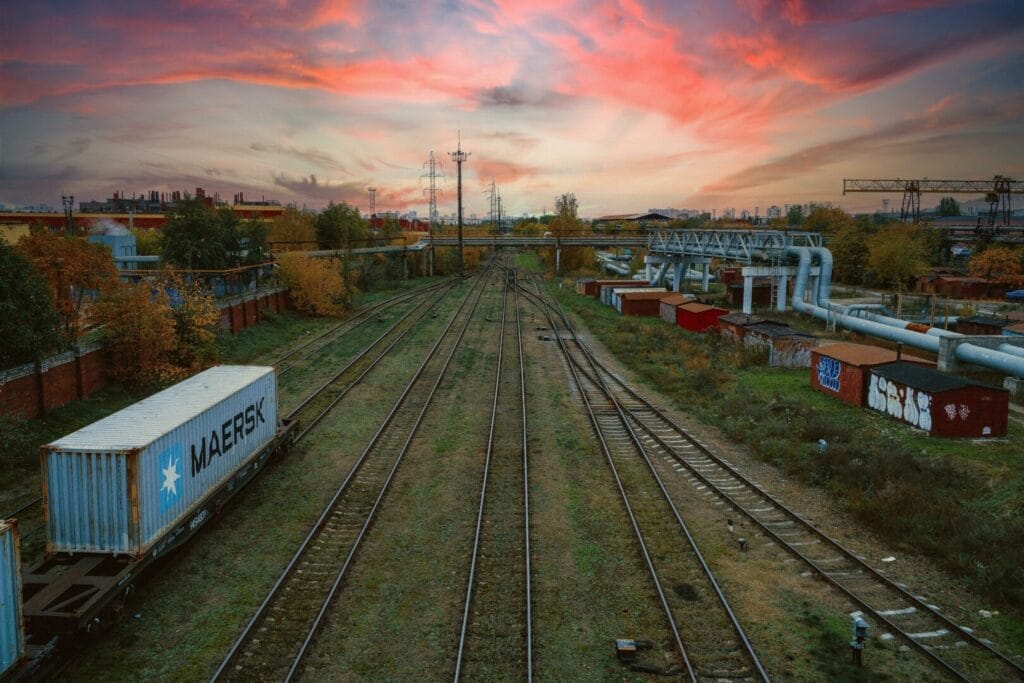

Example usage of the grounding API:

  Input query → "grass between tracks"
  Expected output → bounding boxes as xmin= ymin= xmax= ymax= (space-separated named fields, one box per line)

xmin=545 ymin=276 xmax=1024 ymax=642
xmin=63 ymin=281 xmax=470 ymax=680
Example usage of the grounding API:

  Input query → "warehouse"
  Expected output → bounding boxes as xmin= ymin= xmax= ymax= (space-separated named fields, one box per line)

xmin=867 ymin=362 xmax=1009 ymax=437
xmin=810 ymin=343 xmax=935 ymax=406
xmin=675 ymin=302 xmax=728 ymax=332
xmin=659 ymin=293 xmax=693 ymax=324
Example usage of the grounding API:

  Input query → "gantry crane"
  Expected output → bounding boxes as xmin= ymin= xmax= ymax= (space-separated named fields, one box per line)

xmin=842 ymin=176 xmax=1022 ymax=226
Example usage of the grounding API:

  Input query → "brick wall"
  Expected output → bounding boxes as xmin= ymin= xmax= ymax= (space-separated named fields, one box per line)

xmin=1 ymin=289 xmax=290 ymax=418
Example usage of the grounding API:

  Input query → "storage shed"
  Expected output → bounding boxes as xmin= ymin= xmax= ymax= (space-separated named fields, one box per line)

xmin=811 ymin=343 xmax=935 ymax=406
xmin=676 ymin=302 xmax=728 ymax=332
xmin=717 ymin=313 xmax=765 ymax=342
xmin=867 ymin=362 xmax=1009 ymax=437
xmin=580 ymin=279 xmax=637 ymax=297
xmin=607 ymin=286 xmax=662 ymax=309
xmin=619 ymin=290 xmax=673 ymax=317
xmin=956 ymin=315 xmax=1015 ymax=336
xmin=659 ymin=293 xmax=693 ymax=324
xmin=742 ymin=321 xmax=817 ymax=368
xmin=600 ymin=283 xmax=649 ymax=305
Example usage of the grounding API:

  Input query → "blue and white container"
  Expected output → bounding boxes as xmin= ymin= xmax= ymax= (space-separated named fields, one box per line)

xmin=43 ymin=366 xmax=277 ymax=557
xmin=1 ymin=520 xmax=24 ymax=678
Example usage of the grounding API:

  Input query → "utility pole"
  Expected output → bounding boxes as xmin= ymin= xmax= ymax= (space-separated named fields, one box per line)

xmin=449 ymin=133 xmax=470 ymax=279
xmin=61 ymin=195 xmax=75 ymax=235
xmin=368 ymin=187 xmax=377 ymax=218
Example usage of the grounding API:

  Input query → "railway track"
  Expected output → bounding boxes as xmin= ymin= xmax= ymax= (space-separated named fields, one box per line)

xmin=527 ymin=280 xmax=1024 ymax=682
xmin=454 ymin=258 xmax=533 ymax=681
xmin=522 ymin=278 xmax=768 ymax=681
xmin=212 ymin=265 xmax=494 ymax=682
xmin=271 ymin=278 xmax=453 ymax=376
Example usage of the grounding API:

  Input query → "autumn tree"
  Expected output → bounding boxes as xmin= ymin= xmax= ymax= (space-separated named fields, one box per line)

xmin=969 ymin=246 xmax=1023 ymax=282
xmin=867 ymin=224 xmax=927 ymax=290
xmin=827 ymin=224 xmax=873 ymax=285
xmin=0 ymin=238 xmax=61 ymax=368
xmin=937 ymin=196 xmax=961 ymax=217
xmin=786 ymin=205 xmax=805 ymax=226
xmin=163 ymin=273 xmax=221 ymax=371
xmin=268 ymin=207 xmax=316 ymax=251
xmin=277 ymin=253 xmax=349 ymax=316
xmin=132 ymin=228 xmax=163 ymax=256
xmin=314 ymin=202 xmax=369 ymax=304
xmin=17 ymin=232 xmax=118 ymax=344
xmin=92 ymin=282 xmax=178 ymax=386
xmin=803 ymin=207 xmax=854 ymax=234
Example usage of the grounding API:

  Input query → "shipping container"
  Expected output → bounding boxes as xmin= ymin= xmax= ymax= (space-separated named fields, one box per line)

xmin=600 ymin=283 xmax=649 ymax=306
xmin=811 ymin=343 xmax=935 ymax=406
xmin=675 ymin=302 xmax=728 ymax=332
xmin=619 ymin=290 xmax=672 ymax=316
xmin=609 ymin=287 xmax=664 ymax=310
xmin=659 ymin=293 xmax=692 ymax=324
xmin=587 ymin=279 xmax=639 ymax=298
xmin=867 ymin=362 xmax=1009 ymax=437
xmin=43 ymin=366 xmax=278 ymax=557
xmin=1 ymin=520 xmax=24 ymax=678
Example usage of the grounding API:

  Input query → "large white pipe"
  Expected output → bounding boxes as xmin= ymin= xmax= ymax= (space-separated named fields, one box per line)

xmin=787 ymin=247 xmax=1024 ymax=377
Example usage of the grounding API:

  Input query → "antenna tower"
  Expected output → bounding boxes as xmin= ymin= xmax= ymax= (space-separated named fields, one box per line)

xmin=368 ymin=187 xmax=377 ymax=217
xmin=485 ymin=178 xmax=497 ymax=232
xmin=448 ymin=133 xmax=470 ymax=279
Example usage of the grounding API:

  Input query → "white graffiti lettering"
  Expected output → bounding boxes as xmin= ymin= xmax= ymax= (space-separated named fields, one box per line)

xmin=944 ymin=403 xmax=957 ymax=420
xmin=869 ymin=372 xmax=932 ymax=431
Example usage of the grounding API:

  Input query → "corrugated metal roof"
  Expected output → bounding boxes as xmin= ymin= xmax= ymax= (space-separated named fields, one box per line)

xmin=678 ymin=302 xmax=726 ymax=314
xmin=49 ymin=366 xmax=274 ymax=450
xmin=817 ymin=342 xmax=934 ymax=367
xmin=1005 ymin=322 xmax=1024 ymax=334
xmin=746 ymin=322 xmax=814 ymax=339
xmin=620 ymin=290 xmax=671 ymax=300
xmin=659 ymin=293 xmax=691 ymax=306
xmin=719 ymin=313 xmax=765 ymax=326
xmin=872 ymin=362 xmax=1002 ymax=393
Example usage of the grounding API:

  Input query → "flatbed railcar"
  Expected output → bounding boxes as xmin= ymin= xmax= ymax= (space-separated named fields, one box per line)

xmin=5 ymin=366 xmax=300 ymax=679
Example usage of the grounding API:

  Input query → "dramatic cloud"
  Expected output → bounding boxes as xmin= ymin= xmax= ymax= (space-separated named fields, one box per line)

xmin=2 ymin=0 xmax=1023 ymax=214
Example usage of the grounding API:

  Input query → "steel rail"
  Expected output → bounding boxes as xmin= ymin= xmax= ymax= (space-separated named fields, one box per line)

xmin=454 ymin=264 xmax=510 ymax=680
xmin=516 ymin=265 xmax=535 ymax=682
xmin=2 ymin=496 xmax=43 ymax=521
xmin=271 ymin=278 xmax=453 ymax=374
xmin=286 ymin=280 xmax=458 ymax=439
xmin=525 ymin=282 xmax=697 ymax=680
xmin=530 ymin=283 xmax=1024 ymax=681
xmin=523 ymin=280 xmax=768 ymax=681
xmin=211 ymin=264 xmax=493 ymax=682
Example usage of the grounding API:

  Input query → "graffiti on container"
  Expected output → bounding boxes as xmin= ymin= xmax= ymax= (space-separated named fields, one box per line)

xmin=816 ymin=356 xmax=841 ymax=392
xmin=867 ymin=375 xmax=932 ymax=431
xmin=943 ymin=403 xmax=970 ymax=421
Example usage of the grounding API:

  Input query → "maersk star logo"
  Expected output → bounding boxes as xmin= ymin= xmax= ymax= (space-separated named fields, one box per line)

xmin=161 ymin=453 xmax=180 ymax=497
xmin=157 ymin=444 xmax=184 ymax=512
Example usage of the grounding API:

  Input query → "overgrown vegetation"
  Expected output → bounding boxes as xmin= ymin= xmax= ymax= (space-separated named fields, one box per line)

xmin=553 ymin=283 xmax=1024 ymax=607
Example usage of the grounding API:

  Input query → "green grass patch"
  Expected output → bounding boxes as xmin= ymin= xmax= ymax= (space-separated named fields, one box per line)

xmin=550 ymin=281 xmax=1024 ymax=611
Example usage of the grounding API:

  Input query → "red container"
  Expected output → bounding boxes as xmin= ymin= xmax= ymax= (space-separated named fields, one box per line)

xmin=811 ymin=343 xmax=935 ymax=406
xmin=659 ymin=293 xmax=691 ymax=324
xmin=675 ymin=302 xmax=728 ymax=332
xmin=588 ymin=280 xmax=641 ymax=298
xmin=867 ymin=362 xmax=1008 ymax=437
xmin=620 ymin=291 xmax=672 ymax=317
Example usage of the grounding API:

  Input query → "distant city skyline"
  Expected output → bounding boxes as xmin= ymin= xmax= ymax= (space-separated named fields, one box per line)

xmin=2 ymin=1 xmax=1023 ymax=217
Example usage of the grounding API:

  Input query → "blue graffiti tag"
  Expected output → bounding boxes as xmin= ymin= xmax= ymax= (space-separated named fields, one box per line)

xmin=817 ymin=356 xmax=841 ymax=392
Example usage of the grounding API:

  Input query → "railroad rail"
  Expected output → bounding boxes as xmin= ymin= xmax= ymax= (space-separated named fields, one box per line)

xmin=522 ymin=277 xmax=768 ymax=681
xmin=271 ymin=278 xmax=453 ymax=375
xmin=212 ymin=263 xmax=495 ymax=682
xmin=528 ymin=281 xmax=1024 ymax=682
xmin=454 ymin=258 xmax=533 ymax=680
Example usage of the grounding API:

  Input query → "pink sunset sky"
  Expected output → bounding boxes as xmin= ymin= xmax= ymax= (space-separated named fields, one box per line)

xmin=1 ymin=0 xmax=1023 ymax=217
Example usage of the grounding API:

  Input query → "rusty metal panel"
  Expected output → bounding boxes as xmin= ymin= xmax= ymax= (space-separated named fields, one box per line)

xmin=810 ymin=351 xmax=866 ymax=406
xmin=43 ymin=366 xmax=277 ymax=556
xmin=1 ymin=520 xmax=24 ymax=677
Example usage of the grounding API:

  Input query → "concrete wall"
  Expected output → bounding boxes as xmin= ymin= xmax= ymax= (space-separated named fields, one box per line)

xmin=1 ymin=288 xmax=290 ymax=418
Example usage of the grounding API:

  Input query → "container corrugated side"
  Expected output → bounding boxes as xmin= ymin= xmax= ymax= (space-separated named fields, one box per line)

xmin=1 ymin=520 xmax=24 ymax=677
xmin=44 ymin=367 xmax=277 ymax=556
